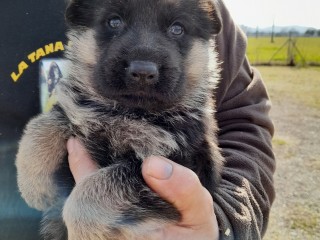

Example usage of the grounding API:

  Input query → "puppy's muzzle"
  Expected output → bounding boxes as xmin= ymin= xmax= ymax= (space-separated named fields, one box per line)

xmin=126 ymin=61 xmax=159 ymax=86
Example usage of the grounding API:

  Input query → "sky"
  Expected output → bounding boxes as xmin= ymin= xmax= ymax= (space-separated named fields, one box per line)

xmin=223 ymin=0 xmax=320 ymax=29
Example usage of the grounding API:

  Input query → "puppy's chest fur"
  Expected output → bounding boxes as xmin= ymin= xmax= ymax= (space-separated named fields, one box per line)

xmin=63 ymin=104 xmax=208 ymax=168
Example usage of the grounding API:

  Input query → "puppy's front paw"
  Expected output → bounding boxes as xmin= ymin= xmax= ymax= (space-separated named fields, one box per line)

xmin=16 ymin=110 xmax=70 ymax=210
xmin=63 ymin=165 xmax=179 ymax=240
xmin=62 ymin=170 xmax=120 ymax=240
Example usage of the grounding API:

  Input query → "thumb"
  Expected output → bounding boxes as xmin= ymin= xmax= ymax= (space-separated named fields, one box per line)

xmin=67 ymin=137 xmax=99 ymax=183
xmin=142 ymin=156 xmax=215 ymax=227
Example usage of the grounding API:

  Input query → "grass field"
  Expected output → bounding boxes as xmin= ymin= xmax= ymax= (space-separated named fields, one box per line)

xmin=258 ymin=66 xmax=320 ymax=109
xmin=247 ymin=37 xmax=320 ymax=66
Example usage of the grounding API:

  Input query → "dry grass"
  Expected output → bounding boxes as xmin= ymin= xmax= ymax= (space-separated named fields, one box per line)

xmin=259 ymin=66 xmax=320 ymax=109
xmin=286 ymin=204 xmax=318 ymax=234
xmin=258 ymin=66 xmax=320 ymax=240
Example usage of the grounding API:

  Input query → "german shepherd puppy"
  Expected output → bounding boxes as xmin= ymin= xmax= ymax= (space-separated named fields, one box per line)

xmin=16 ymin=0 xmax=224 ymax=239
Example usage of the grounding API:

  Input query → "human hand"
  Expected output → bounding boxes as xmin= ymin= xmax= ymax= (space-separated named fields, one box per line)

xmin=67 ymin=137 xmax=219 ymax=240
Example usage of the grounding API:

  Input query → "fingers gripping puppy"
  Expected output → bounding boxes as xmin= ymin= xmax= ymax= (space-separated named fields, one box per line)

xmin=16 ymin=0 xmax=224 ymax=239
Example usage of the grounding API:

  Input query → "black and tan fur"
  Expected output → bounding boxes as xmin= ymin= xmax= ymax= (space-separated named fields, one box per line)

xmin=16 ymin=0 xmax=224 ymax=239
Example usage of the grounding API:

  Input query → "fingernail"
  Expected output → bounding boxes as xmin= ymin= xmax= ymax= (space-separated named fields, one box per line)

xmin=145 ymin=156 xmax=173 ymax=180
xmin=67 ymin=137 xmax=75 ymax=154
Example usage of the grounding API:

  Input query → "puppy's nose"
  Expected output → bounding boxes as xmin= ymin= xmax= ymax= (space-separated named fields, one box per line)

xmin=127 ymin=61 xmax=159 ymax=85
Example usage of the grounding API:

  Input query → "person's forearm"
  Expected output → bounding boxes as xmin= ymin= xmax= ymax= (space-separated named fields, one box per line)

xmin=215 ymin=59 xmax=275 ymax=240
xmin=213 ymin=1 xmax=275 ymax=239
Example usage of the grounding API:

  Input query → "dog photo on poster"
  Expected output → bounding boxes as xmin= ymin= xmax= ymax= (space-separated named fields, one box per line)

xmin=39 ymin=59 xmax=68 ymax=113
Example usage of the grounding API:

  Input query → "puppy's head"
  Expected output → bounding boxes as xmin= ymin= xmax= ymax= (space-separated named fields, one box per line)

xmin=65 ymin=0 xmax=221 ymax=111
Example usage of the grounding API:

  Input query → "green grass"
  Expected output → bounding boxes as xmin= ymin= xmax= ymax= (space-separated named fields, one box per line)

xmin=247 ymin=37 xmax=320 ymax=65
xmin=257 ymin=66 xmax=320 ymax=110
xmin=272 ymin=137 xmax=287 ymax=146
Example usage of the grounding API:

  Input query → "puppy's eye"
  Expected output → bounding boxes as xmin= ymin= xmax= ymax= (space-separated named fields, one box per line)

xmin=169 ymin=23 xmax=184 ymax=36
xmin=108 ymin=17 xmax=123 ymax=29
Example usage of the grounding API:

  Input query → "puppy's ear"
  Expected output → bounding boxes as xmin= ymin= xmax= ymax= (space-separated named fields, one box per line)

xmin=201 ymin=0 xmax=222 ymax=35
xmin=65 ymin=0 xmax=95 ymax=27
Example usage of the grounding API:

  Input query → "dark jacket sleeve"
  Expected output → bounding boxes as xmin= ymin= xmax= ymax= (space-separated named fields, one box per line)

xmin=213 ymin=1 xmax=276 ymax=239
